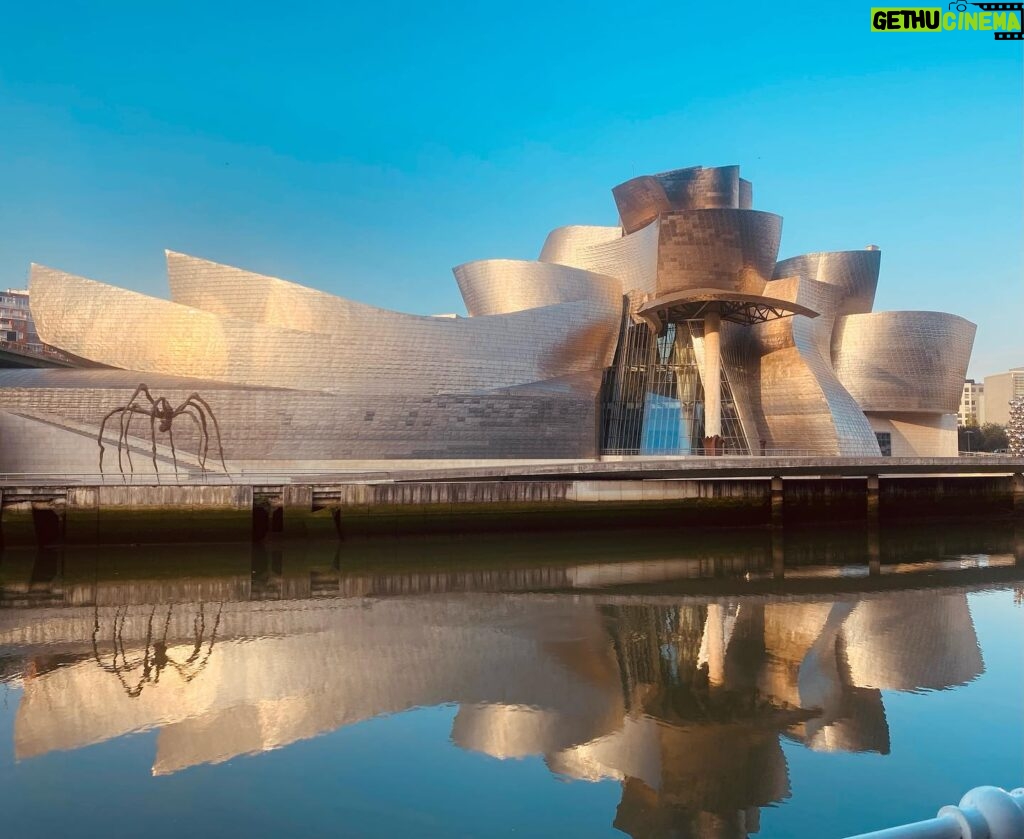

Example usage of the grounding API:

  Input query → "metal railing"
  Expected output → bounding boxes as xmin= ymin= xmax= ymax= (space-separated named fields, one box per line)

xmin=0 ymin=470 xmax=394 ymax=487
xmin=846 ymin=786 xmax=1024 ymax=839
xmin=0 ymin=337 xmax=78 ymax=364
xmin=0 ymin=455 xmax=1020 ymax=488
xmin=601 ymin=448 xmax=829 ymax=458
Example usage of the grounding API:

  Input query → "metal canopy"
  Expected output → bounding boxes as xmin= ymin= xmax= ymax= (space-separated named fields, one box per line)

xmin=637 ymin=288 xmax=820 ymax=328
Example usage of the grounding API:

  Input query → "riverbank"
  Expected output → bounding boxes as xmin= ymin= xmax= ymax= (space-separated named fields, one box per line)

xmin=0 ymin=458 xmax=1021 ymax=546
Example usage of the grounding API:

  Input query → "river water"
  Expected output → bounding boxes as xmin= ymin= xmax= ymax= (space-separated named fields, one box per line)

xmin=0 ymin=523 xmax=1021 ymax=838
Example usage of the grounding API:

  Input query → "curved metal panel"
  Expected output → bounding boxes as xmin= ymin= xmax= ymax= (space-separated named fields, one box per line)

xmin=30 ymin=264 xmax=620 ymax=397
xmin=656 ymin=210 xmax=783 ymax=299
xmin=31 ymin=265 xmax=234 ymax=380
xmin=739 ymin=178 xmax=753 ymax=210
xmin=773 ymin=250 xmax=880 ymax=316
xmin=743 ymin=277 xmax=881 ymax=455
xmin=831 ymin=311 xmax=976 ymax=413
xmin=538 ymin=225 xmax=623 ymax=266
xmin=540 ymin=220 xmax=660 ymax=298
xmin=611 ymin=176 xmax=673 ymax=234
xmin=452 ymin=259 xmax=621 ymax=317
xmin=612 ymin=166 xmax=743 ymax=233
xmin=655 ymin=165 xmax=740 ymax=210
xmin=166 ymin=250 xmax=409 ymax=334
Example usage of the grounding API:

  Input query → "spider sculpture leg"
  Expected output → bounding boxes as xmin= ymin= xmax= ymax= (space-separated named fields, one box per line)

xmin=168 ymin=423 xmax=179 ymax=476
xmin=118 ymin=406 xmax=135 ymax=475
xmin=119 ymin=386 xmax=159 ymax=474
xmin=184 ymin=394 xmax=228 ymax=472
xmin=124 ymin=405 xmax=157 ymax=475
xmin=149 ymin=412 xmax=160 ymax=480
xmin=98 ymin=407 xmax=127 ymax=474
xmin=97 ymin=385 xmax=159 ymax=476
xmin=176 ymin=405 xmax=208 ymax=470
xmin=121 ymin=408 xmax=136 ymax=473
xmin=153 ymin=397 xmax=180 ymax=477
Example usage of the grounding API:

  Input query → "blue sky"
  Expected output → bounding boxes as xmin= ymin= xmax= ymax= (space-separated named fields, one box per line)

xmin=0 ymin=0 xmax=1020 ymax=377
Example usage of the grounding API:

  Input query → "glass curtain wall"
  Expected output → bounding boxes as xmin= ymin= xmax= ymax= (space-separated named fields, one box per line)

xmin=600 ymin=317 xmax=749 ymax=455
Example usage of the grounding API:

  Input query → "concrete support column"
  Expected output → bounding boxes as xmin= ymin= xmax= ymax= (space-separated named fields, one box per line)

xmin=704 ymin=310 xmax=722 ymax=441
xmin=1013 ymin=473 xmax=1024 ymax=518
xmin=770 ymin=476 xmax=784 ymax=527
xmin=866 ymin=475 xmax=880 ymax=524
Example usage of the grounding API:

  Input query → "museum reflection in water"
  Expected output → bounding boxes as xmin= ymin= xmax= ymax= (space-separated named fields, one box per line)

xmin=0 ymin=525 xmax=1021 ymax=839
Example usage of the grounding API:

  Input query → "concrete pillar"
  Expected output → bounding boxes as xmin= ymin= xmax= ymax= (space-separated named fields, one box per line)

xmin=866 ymin=475 xmax=880 ymax=524
xmin=704 ymin=310 xmax=722 ymax=441
xmin=1013 ymin=473 xmax=1024 ymax=518
xmin=770 ymin=476 xmax=784 ymax=527
xmin=280 ymin=485 xmax=340 ymax=538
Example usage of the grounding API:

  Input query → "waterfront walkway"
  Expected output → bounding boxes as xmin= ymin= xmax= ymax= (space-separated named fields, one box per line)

xmin=0 ymin=455 xmax=1021 ymax=486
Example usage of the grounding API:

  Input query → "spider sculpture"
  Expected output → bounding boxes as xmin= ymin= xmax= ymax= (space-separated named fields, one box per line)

xmin=98 ymin=384 xmax=228 ymax=476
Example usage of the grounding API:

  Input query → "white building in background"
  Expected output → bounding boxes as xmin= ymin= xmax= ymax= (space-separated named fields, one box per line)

xmin=957 ymin=379 xmax=985 ymax=427
xmin=983 ymin=367 xmax=1024 ymax=426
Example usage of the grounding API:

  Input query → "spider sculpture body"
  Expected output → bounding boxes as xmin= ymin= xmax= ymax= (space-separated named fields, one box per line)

xmin=98 ymin=384 xmax=228 ymax=476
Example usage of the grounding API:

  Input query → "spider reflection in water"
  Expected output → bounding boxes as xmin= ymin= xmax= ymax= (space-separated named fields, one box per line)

xmin=90 ymin=602 xmax=223 ymax=698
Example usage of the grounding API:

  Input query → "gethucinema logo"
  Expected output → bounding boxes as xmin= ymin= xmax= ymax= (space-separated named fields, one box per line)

xmin=871 ymin=2 xmax=1023 ymax=38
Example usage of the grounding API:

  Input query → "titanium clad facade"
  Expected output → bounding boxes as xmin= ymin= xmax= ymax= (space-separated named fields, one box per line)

xmin=655 ymin=210 xmax=783 ymax=298
xmin=774 ymin=250 xmax=881 ymax=316
xmin=612 ymin=165 xmax=747 ymax=233
xmin=453 ymin=259 xmax=621 ymax=317
xmin=165 ymin=250 xmax=403 ymax=331
xmin=31 ymin=265 xmax=619 ymax=396
xmin=830 ymin=311 xmax=975 ymax=457
xmin=748 ymin=276 xmax=881 ymax=455
xmin=537 ymin=226 xmax=623 ymax=266
xmin=0 ymin=162 xmax=976 ymax=471
xmin=0 ymin=371 xmax=603 ymax=468
xmin=540 ymin=221 xmax=660 ymax=297
xmin=831 ymin=312 xmax=976 ymax=413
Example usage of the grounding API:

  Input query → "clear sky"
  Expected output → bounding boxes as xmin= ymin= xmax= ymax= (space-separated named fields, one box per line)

xmin=0 ymin=0 xmax=1020 ymax=377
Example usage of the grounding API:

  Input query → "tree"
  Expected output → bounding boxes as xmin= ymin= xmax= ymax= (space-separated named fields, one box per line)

xmin=959 ymin=423 xmax=1008 ymax=453
xmin=979 ymin=423 xmax=1009 ymax=452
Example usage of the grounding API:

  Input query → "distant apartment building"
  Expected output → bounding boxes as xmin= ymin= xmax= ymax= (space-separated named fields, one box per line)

xmin=957 ymin=379 xmax=985 ymax=427
xmin=983 ymin=367 xmax=1024 ymax=426
xmin=0 ymin=289 xmax=43 ymax=352
xmin=0 ymin=289 xmax=76 ymax=366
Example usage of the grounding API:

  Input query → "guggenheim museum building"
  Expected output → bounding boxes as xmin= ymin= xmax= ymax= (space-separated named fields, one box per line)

xmin=0 ymin=165 xmax=975 ymax=474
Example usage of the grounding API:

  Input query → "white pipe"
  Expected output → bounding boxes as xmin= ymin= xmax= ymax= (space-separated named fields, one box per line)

xmin=846 ymin=787 xmax=1024 ymax=839
xmin=704 ymin=310 xmax=721 ymax=439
